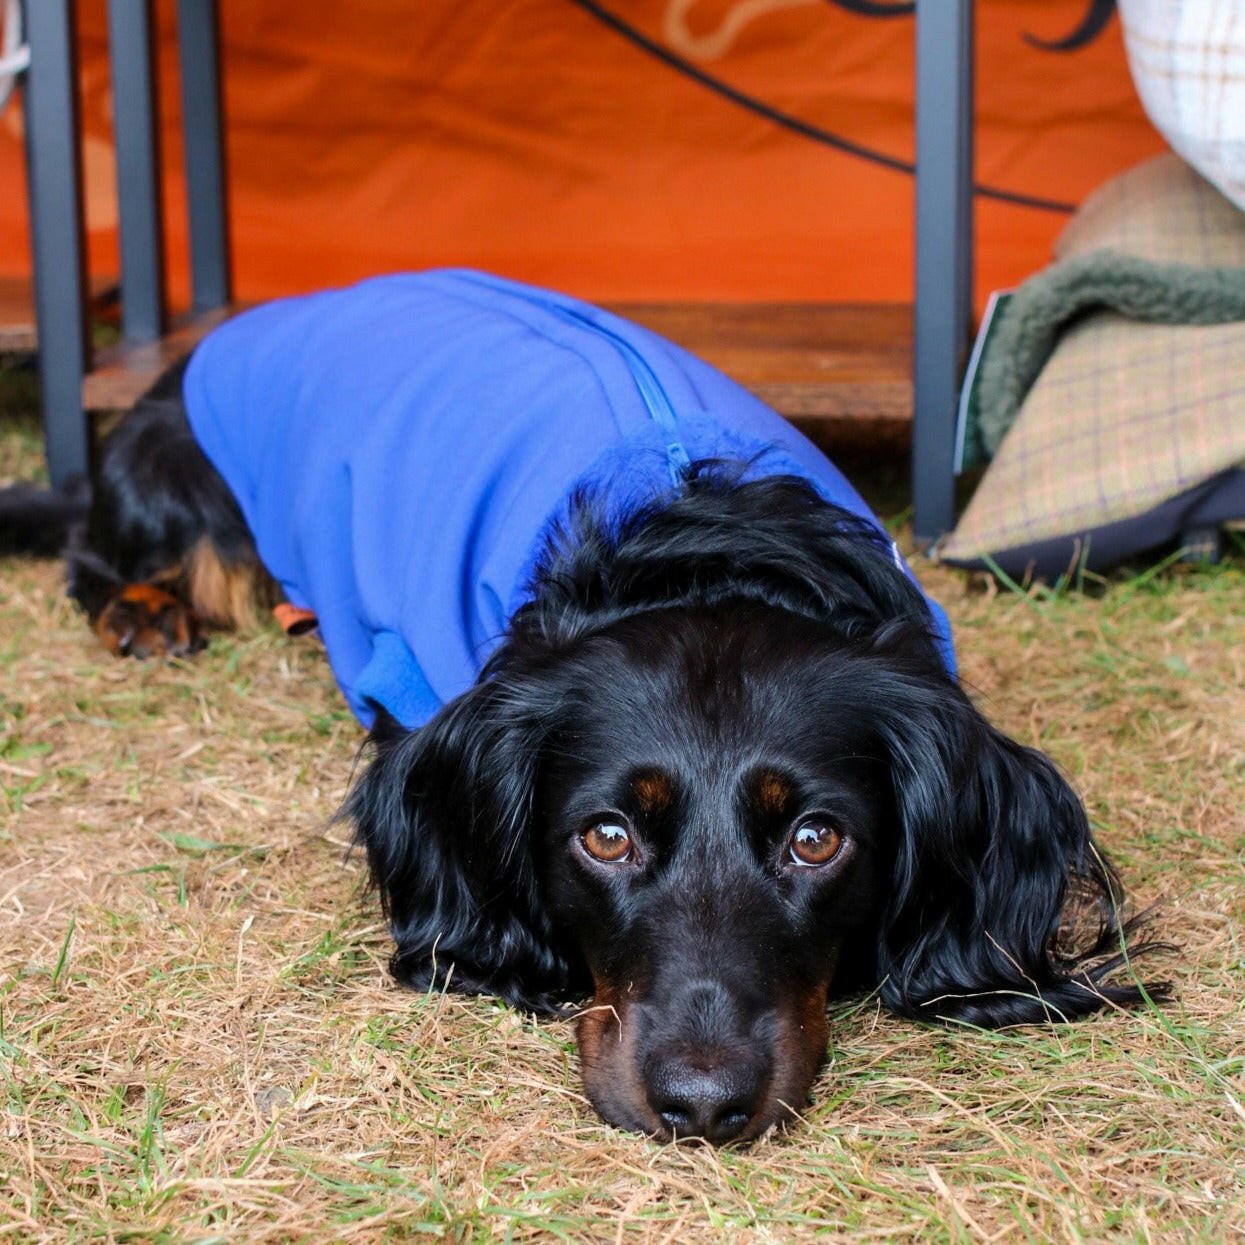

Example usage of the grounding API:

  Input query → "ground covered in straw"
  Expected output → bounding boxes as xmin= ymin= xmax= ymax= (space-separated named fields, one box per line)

xmin=2 ymin=385 xmax=1242 ymax=1241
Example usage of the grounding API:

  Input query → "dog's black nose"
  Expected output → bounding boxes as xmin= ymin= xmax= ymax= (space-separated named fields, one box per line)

xmin=645 ymin=1054 xmax=765 ymax=1143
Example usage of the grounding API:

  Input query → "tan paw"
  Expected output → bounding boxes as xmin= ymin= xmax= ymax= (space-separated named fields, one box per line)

xmin=95 ymin=585 xmax=206 ymax=659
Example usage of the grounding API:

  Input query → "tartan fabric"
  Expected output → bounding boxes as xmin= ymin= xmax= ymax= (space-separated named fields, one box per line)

xmin=1055 ymin=154 xmax=1245 ymax=267
xmin=1118 ymin=0 xmax=1245 ymax=211
xmin=942 ymin=155 xmax=1245 ymax=571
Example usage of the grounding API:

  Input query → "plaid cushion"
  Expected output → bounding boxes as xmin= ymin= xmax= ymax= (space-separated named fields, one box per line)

xmin=941 ymin=155 xmax=1245 ymax=576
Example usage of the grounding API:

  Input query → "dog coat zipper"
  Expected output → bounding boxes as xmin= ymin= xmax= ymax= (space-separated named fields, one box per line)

xmin=550 ymin=306 xmax=693 ymax=485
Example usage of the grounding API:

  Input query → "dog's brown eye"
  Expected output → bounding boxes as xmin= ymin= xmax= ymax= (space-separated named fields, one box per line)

xmin=790 ymin=818 xmax=842 ymax=867
xmin=582 ymin=819 xmax=633 ymax=863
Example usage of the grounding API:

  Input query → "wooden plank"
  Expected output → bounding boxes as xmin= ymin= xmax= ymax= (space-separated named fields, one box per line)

xmin=2 ymin=276 xmax=122 ymax=354
xmin=0 ymin=277 xmax=39 ymax=353
xmin=81 ymin=301 xmax=914 ymax=448
xmin=83 ymin=305 xmax=233 ymax=410
xmin=607 ymin=303 xmax=912 ymax=444
xmin=0 ymin=275 xmax=118 ymax=355
xmin=608 ymin=303 xmax=910 ymax=386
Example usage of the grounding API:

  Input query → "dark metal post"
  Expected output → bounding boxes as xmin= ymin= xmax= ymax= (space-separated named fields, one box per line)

xmin=913 ymin=0 xmax=975 ymax=544
xmin=107 ymin=0 xmax=164 ymax=342
xmin=176 ymin=0 xmax=229 ymax=309
xmin=22 ymin=0 xmax=90 ymax=487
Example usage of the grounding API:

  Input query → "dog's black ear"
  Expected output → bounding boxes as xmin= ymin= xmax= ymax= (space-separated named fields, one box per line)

xmin=343 ymin=684 xmax=576 ymax=1014
xmin=867 ymin=665 xmax=1166 ymax=1027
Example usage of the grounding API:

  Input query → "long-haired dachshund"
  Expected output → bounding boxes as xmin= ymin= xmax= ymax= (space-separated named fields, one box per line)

xmin=1 ymin=270 xmax=1164 ymax=1143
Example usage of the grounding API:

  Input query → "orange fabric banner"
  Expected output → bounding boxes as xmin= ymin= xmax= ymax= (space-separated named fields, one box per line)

xmin=0 ymin=0 xmax=1164 ymax=311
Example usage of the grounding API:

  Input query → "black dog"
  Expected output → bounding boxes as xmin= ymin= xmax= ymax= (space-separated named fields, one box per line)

xmin=339 ymin=469 xmax=1163 ymax=1140
xmin=1 ymin=308 xmax=1163 ymax=1146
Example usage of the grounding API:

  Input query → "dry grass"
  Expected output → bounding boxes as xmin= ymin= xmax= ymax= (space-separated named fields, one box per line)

xmin=2 ymin=397 xmax=1242 ymax=1242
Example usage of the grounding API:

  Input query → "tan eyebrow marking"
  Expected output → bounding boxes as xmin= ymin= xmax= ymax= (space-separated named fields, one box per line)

xmin=754 ymin=770 xmax=792 ymax=816
xmin=632 ymin=771 xmax=674 ymax=815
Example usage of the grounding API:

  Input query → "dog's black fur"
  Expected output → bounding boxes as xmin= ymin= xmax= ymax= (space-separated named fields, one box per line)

xmin=1 ymin=382 xmax=1165 ymax=1143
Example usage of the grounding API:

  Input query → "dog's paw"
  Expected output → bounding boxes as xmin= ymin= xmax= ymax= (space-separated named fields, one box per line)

xmin=95 ymin=585 xmax=207 ymax=659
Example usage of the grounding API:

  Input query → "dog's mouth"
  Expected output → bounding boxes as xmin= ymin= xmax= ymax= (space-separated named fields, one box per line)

xmin=575 ymin=980 xmax=830 ymax=1144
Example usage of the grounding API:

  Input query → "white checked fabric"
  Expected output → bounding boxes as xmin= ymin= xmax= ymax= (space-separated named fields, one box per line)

xmin=1118 ymin=0 xmax=1245 ymax=210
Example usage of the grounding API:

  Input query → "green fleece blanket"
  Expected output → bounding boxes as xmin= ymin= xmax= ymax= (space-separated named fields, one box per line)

xmin=974 ymin=254 xmax=1245 ymax=459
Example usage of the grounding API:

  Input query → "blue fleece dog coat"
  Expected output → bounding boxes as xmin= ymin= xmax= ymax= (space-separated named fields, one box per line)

xmin=183 ymin=270 xmax=955 ymax=727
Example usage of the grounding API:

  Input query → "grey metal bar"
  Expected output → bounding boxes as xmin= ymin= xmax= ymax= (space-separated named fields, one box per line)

xmin=176 ymin=0 xmax=230 ymax=309
xmin=912 ymin=0 xmax=975 ymax=545
xmin=955 ymin=3 xmax=974 ymax=357
xmin=107 ymin=0 xmax=164 ymax=342
xmin=22 ymin=0 xmax=90 ymax=487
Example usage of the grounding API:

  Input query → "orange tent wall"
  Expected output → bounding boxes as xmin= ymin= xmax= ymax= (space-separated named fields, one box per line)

xmin=0 ymin=1 xmax=1164 ymax=313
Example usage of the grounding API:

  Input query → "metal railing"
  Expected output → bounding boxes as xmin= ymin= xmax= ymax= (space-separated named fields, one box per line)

xmin=19 ymin=0 xmax=229 ymax=488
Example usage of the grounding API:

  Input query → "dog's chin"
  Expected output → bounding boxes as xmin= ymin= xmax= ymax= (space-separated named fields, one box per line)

xmin=576 ymin=982 xmax=831 ymax=1145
